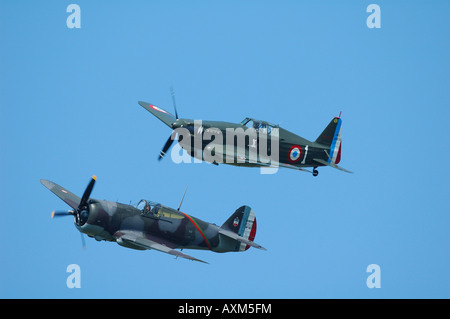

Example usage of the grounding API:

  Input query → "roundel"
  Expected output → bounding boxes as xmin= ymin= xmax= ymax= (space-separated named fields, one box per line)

xmin=288 ymin=145 xmax=303 ymax=163
xmin=149 ymin=104 xmax=169 ymax=114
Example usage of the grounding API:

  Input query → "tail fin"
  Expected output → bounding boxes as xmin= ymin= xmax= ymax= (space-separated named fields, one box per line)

xmin=315 ymin=117 xmax=342 ymax=164
xmin=221 ymin=205 xmax=258 ymax=251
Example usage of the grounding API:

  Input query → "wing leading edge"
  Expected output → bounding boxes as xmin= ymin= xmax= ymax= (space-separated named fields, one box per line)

xmin=115 ymin=230 xmax=208 ymax=264
xmin=138 ymin=101 xmax=176 ymax=128
xmin=40 ymin=179 xmax=81 ymax=209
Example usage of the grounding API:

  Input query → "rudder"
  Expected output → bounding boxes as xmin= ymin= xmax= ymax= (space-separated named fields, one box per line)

xmin=315 ymin=117 xmax=342 ymax=164
xmin=221 ymin=205 xmax=257 ymax=251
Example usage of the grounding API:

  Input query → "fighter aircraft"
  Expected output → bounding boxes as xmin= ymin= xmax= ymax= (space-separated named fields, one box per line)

xmin=41 ymin=176 xmax=265 ymax=263
xmin=138 ymin=96 xmax=352 ymax=176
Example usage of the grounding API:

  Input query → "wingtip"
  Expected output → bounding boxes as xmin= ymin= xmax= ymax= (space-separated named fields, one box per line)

xmin=253 ymin=243 xmax=267 ymax=251
xmin=40 ymin=179 xmax=54 ymax=189
xmin=51 ymin=211 xmax=55 ymax=218
xmin=92 ymin=175 xmax=97 ymax=181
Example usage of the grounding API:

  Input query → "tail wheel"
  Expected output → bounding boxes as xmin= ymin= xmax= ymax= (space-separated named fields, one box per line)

xmin=313 ymin=168 xmax=319 ymax=177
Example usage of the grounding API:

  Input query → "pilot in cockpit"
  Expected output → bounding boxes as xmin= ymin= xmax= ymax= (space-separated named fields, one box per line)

xmin=137 ymin=200 xmax=161 ymax=217
xmin=144 ymin=203 xmax=151 ymax=215
xmin=253 ymin=121 xmax=269 ymax=134
xmin=137 ymin=200 xmax=145 ymax=210
xmin=137 ymin=200 xmax=150 ymax=215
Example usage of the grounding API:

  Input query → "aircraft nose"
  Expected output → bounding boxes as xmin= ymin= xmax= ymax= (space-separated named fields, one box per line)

xmin=171 ymin=118 xmax=184 ymax=129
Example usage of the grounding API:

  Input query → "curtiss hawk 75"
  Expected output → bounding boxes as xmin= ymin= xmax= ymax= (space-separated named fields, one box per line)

xmin=41 ymin=176 xmax=265 ymax=263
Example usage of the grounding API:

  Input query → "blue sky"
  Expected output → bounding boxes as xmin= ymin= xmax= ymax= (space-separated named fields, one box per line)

xmin=1 ymin=1 xmax=449 ymax=298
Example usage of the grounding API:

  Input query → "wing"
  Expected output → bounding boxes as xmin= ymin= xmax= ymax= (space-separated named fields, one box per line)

xmin=138 ymin=101 xmax=176 ymax=128
xmin=219 ymin=228 xmax=267 ymax=251
xmin=115 ymin=230 xmax=208 ymax=264
xmin=40 ymin=179 xmax=81 ymax=209
xmin=261 ymin=160 xmax=314 ymax=173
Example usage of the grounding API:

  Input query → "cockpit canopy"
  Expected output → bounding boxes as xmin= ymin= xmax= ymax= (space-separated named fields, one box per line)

xmin=240 ymin=117 xmax=278 ymax=134
xmin=136 ymin=199 xmax=162 ymax=216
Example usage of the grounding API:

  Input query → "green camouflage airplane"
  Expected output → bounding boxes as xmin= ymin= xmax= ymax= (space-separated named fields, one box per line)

xmin=41 ymin=176 xmax=265 ymax=263
xmin=138 ymin=97 xmax=352 ymax=176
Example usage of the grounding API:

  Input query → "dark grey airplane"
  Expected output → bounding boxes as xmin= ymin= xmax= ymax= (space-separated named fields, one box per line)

xmin=41 ymin=176 xmax=265 ymax=263
xmin=138 ymin=97 xmax=352 ymax=176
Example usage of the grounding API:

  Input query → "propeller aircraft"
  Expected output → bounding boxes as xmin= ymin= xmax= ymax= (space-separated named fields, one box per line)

xmin=41 ymin=176 xmax=265 ymax=263
xmin=138 ymin=95 xmax=352 ymax=176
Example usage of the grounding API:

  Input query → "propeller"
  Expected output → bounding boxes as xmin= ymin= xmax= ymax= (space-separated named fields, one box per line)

xmin=51 ymin=208 xmax=87 ymax=249
xmin=78 ymin=175 xmax=96 ymax=211
xmin=80 ymin=232 xmax=87 ymax=250
xmin=159 ymin=132 xmax=176 ymax=161
xmin=48 ymin=175 xmax=97 ymax=250
xmin=51 ymin=175 xmax=96 ymax=226
xmin=50 ymin=176 xmax=96 ymax=249
xmin=158 ymin=87 xmax=180 ymax=161
xmin=51 ymin=210 xmax=75 ymax=218
xmin=171 ymin=85 xmax=179 ymax=121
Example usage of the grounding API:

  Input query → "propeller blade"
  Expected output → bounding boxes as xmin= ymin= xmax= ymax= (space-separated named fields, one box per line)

xmin=80 ymin=232 xmax=87 ymax=250
xmin=51 ymin=210 xmax=74 ymax=218
xmin=79 ymin=175 xmax=96 ymax=209
xmin=158 ymin=135 xmax=175 ymax=161
xmin=170 ymin=86 xmax=179 ymax=120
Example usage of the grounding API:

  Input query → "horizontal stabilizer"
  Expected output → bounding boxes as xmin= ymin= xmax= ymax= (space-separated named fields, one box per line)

xmin=219 ymin=229 xmax=267 ymax=251
xmin=313 ymin=158 xmax=353 ymax=174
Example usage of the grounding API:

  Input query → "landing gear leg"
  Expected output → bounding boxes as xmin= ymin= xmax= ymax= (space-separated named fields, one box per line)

xmin=313 ymin=167 xmax=319 ymax=177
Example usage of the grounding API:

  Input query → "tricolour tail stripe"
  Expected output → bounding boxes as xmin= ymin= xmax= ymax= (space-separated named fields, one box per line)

xmin=328 ymin=118 xmax=342 ymax=164
xmin=237 ymin=206 xmax=257 ymax=251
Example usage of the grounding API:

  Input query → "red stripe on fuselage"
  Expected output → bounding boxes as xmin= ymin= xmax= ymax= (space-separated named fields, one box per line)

xmin=181 ymin=212 xmax=212 ymax=250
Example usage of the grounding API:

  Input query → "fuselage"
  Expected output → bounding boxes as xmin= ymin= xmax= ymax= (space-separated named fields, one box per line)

xmin=173 ymin=118 xmax=331 ymax=169
xmin=42 ymin=176 xmax=263 ymax=262
xmin=75 ymin=199 xmax=228 ymax=252
xmin=138 ymin=100 xmax=347 ymax=175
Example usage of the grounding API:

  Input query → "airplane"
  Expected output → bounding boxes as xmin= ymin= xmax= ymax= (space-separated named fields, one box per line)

xmin=40 ymin=176 xmax=265 ymax=263
xmin=137 ymin=96 xmax=352 ymax=176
